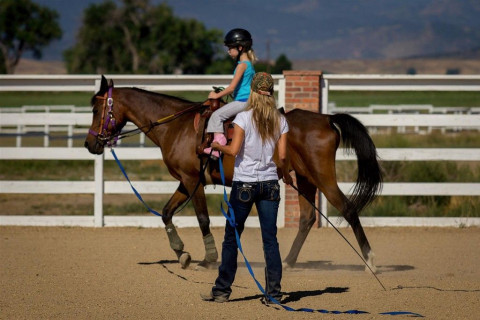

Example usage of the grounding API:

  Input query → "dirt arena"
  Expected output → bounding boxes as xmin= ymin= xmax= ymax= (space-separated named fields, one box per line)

xmin=1 ymin=226 xmax=479 ymax=319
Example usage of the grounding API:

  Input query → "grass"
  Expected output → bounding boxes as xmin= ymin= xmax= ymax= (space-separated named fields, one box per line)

xmin=1 ymin=90 xmax=478 ymax=218
xmin=329 ymin=91 xmax=480 ymax=107
xmin=0 ymin=91 xmax=210 ymax=108
xmin=1 ymin=90 xmax=479 ymax=108
xmin=371 ymin=131 xmax=480 ymax=148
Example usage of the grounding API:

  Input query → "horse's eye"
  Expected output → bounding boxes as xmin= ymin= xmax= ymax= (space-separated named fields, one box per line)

xmin=92 ymin=107 xmax=98 ymax=115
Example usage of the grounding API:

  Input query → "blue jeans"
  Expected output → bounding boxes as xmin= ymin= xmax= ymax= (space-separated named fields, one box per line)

xmin=212 ymin=180 xmax=282 ymax=298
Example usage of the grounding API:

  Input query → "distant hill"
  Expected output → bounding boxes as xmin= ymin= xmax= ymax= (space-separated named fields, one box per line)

xmin=406 ymin=47 xmax=480 ymax=60
xmin=30 ymin=0 xmax=480 ymax=61
xmin=293 ymin=48 xmax=480 ymax=74
xmin=15 ymin=59 xmax=67 ymax=75
xmin=293 ymin=58 xmax=480 ymax=75
xmin=15 ymin=57 xmax=480 ymax=75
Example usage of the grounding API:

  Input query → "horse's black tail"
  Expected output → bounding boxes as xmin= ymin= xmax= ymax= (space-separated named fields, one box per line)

xmin=330 ymin=113 xmax=383 ymax=214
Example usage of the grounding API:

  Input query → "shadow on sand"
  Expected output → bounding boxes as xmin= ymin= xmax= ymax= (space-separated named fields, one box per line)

xmin=138 ymin=259 xmax=414 ymax=274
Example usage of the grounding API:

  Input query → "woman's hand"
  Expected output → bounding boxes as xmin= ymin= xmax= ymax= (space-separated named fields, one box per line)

xmin=282 ymin=173 xmax=293 ymax=186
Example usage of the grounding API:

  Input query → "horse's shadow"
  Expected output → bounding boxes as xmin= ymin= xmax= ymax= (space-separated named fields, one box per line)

xmin=285 ymin=260 xmax=414 ymax=274
xmin=139 ymin=259 xmax=414 ymax=274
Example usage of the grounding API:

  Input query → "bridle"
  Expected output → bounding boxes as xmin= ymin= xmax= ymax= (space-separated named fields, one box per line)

xmin=89 ymin=86 xmax=119 ymax=147
xmin=88 ymin=85 xmax=211 ymax=148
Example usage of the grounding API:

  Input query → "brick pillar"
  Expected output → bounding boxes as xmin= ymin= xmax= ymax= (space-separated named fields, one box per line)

xmin=283 ymin=70 xmax=323 ymax=228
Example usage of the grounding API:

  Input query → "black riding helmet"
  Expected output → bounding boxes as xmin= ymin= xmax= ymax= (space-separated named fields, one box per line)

xmin=224 ymin=28 xmax=252 ymax=50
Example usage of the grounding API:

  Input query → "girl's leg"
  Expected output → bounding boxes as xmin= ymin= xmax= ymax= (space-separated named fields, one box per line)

xmin=206 ymin=101 xmax=247 ymax=133
xmin=204 ymin=101 xmax=247 ymax=157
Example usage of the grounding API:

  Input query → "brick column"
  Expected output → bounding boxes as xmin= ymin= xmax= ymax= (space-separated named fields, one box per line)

xmin=282 ymin=70 xmax=323 ymax=228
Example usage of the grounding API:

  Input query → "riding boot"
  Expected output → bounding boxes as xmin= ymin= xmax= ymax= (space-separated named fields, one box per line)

xmin=203 ymin=133 xmax=227 ymax=159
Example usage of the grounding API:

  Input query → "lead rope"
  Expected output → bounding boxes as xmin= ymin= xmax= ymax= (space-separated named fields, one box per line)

xmin=217 ymin=156 xmax=424 ymax=317
xmin=110 ymin=148 xmax=210 ymax=217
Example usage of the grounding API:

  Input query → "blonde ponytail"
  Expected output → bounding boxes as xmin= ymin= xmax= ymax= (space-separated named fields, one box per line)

xmin=246 ymin=91 xmax=281 ymax=143
xmin=246 ymin=49 xmax=257 ymax=63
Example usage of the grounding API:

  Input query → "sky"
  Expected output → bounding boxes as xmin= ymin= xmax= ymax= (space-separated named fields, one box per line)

xmin=30 ymin=0 xmax=480 ymax=62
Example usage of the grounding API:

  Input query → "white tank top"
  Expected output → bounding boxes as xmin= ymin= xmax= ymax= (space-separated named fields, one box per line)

xmin=232 ymin=109 xmax=289 ymax=182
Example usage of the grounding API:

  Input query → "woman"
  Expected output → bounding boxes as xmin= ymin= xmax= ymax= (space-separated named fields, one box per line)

xmin=201 ymin=72 xmax=292 ymax=304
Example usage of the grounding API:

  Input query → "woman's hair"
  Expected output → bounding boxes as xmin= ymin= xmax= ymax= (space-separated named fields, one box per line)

xmin=246 ymin=91 xmax=281 ymax=144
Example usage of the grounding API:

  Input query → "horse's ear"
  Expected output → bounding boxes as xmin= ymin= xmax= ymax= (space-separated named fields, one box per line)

xmin=100 ymin=75 xmax=108 ymax=93
xmin=108 ymin=79 xmax=114 ymax=88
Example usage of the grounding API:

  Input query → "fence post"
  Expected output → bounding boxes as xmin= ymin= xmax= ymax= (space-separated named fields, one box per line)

xmin=282 ymin=70 xmax=323 ymax=228
xmin=94 ymin=153 xmax=104 ymax=227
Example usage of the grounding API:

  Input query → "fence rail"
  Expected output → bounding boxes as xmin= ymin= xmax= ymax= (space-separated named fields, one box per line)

xmin=1 ymin=74 xmax=480 ymax=228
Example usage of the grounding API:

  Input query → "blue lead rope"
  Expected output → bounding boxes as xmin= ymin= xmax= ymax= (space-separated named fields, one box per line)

xmin=111 ymin=148 xmax=423 ymax=317
xmin=111 ymin=149 xmax=163 ymax=217
xmin=218 ymin=156 xmax=424 ymax=317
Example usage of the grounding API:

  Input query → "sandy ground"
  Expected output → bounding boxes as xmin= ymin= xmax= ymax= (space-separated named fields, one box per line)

xmin=1 ymin=226 xmax=479 ymax=319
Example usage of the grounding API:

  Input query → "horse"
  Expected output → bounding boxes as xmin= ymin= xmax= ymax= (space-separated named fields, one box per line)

xmin=85 ymin=75 xmax=382 ymax=272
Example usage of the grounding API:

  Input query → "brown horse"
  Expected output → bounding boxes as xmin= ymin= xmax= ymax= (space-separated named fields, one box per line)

xmin=85 ymin=76 xmax=382 ymax=271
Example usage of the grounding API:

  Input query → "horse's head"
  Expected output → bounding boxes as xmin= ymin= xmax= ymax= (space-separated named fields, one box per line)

xmin=85 ymin=75 xmax=126 ymax=154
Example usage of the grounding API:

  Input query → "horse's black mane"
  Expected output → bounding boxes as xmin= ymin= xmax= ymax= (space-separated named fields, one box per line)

xmin=91 ymin=86 xmax=202 ymax=108
xmin=130 ymin=87 xmax=201 ymax=105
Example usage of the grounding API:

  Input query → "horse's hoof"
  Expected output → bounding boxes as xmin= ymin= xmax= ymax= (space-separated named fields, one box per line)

xmin=282 ymin=261 xmax=294 ymax=270
xmin=365 ymin=251 xmax=377 ymax=273
xmin=179 ymin=252 xmax=191 ymax=269
xmin=195 ymin=259 xmax=216 ymax=271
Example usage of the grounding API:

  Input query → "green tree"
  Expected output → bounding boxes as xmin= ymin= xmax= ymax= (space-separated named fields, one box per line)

xmin=0 ymin=0 xmax=62 ymax=74
xmin=64 ymin=0 xmax=223 ymax=74
xmin=272 ymin=54 xmax=292 ymax=73
xmin=253 ymin=54 xmax=292 ymax=74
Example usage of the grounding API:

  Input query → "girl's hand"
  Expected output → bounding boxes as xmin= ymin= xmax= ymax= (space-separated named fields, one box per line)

xmin=208 ymin=91 xmax=218 ymax=99
xmin=211 ymin=141 xmax=220 ymax=150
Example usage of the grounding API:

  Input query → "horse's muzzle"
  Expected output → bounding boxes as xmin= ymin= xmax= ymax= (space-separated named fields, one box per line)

xmin=84 ymin=139 xmax=104 ymax=155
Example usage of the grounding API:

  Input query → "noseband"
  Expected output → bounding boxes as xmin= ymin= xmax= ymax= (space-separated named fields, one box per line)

xmin=89 ymin=86 xmax=119 ymax=147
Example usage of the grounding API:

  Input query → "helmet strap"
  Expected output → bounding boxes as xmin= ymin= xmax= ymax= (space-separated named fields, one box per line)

xmin=236 ymin=45 xmax=244 ymax=63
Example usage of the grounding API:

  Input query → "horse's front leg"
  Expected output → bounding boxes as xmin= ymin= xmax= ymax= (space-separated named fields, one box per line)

xmin=184 ymin=180 xmax=218 ymax=270
xmin=162 ymin=183 xmax=192 ymax=269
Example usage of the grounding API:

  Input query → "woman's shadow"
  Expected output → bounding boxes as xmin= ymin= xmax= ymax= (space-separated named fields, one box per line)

xmin=229 ymin=286 xmax=349 ymax=303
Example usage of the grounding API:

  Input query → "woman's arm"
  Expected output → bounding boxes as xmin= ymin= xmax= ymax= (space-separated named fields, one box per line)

xmin=208 ymin=63 xmax=247 ymax=99
xmin=211 ymin=124 xmax=244 ymax=156
xmin=277 ymin=132 xmax=293 ymax=185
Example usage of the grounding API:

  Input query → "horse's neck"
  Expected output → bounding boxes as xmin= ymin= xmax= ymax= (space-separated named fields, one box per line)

xmin=119 ymin=89 xmax=194 ymax=145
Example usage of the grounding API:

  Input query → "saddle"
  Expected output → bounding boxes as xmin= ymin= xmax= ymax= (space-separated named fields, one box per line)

xmin=194 ymin=98 xmax=234 ymax=156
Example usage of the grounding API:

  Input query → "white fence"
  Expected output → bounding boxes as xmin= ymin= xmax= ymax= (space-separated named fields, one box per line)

xmin=1 ymin=74 xmax=480 ymax=228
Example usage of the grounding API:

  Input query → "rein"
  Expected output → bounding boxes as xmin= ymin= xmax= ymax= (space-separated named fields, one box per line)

xmin=89 ymin=85 xmax=205 ymax=146
xmin=95 ymin=86 xmax=211 ymax=217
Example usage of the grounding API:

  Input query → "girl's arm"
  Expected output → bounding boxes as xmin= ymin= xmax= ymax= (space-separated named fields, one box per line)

xmin=276 ymin=132 xmax=293 ymax=185
xmin=211 ymin=124 xmax=244 ymax=156
xmin=208 ymin=62 xmax=247 ymax=99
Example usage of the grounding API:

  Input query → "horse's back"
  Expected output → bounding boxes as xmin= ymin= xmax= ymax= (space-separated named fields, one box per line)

xmin=284 ymin=109 xmax=340 ymax=177
xmin=285 ymin=109 xmax=338 ymax=147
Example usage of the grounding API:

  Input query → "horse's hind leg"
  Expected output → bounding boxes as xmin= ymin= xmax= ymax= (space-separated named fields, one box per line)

xmin=343 ymin=204 xmax=376 ymax=273
xmin=283 ymin=174 xmax=317 ymax=269
xmin=320 ymin=181 xmax=376 ymax=273
xmin=162 ymin=184 xmax=192 ymax=269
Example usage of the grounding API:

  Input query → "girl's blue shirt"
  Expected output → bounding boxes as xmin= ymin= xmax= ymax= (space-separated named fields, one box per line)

xmin=233 ymin=61 xmax=255 ymax=101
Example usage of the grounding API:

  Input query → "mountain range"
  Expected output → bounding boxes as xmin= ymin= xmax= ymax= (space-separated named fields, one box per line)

xmin=30 ymin=0 xmax=480 ymax=62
